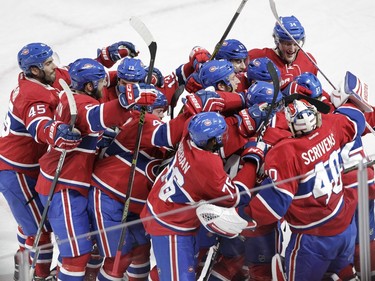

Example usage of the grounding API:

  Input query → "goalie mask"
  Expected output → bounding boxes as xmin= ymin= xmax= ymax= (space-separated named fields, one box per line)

xmin=285 ymin=99 xmax=322 ymax=137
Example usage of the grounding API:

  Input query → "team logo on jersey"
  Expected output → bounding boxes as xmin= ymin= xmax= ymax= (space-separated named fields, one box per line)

xmin=145 ymin=159 xmax=162 ymax=182
xmin=209 ymin=66 xmax=218 ymax=72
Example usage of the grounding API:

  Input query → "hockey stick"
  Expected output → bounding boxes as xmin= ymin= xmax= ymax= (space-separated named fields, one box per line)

xmin=269 ymin=0 xmax=336 ymax=90
xmin=210 ymin=0 xmax=248 ymax=60
xmin=29 ymin=79 xmax=77 ymax=278
xmin=111 ymin=16 xmax=157 ymax=274
xmin=255 ymin=61 xmax=280 ymax=140
xmin=284 ymin=94 xmax=331 ymax=114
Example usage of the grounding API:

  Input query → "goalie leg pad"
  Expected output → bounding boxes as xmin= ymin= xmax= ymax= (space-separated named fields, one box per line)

xmin=271 ymin=254 xmax=286 ymax=281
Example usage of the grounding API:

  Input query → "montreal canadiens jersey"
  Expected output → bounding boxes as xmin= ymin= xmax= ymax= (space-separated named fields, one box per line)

xmin=91 ymin=111 xmax=190 ymax=214
xmin=141 ymin=128 xmax=257 ymax=236
xmin=248 ymin=48 xmax=318 ymax=90
xmin=0 ymin=69 xmax=69 ymax=179
xmin=247 ymin=106 xmax=366 ymax=236
xmin=36 ymin=93 xmax=132 ymax=196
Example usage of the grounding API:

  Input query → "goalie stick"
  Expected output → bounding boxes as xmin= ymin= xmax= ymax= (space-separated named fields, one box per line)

xmin=284 ymin=94 xmax=331 ymax=114
xmin=111 ymin=16 xmax=157 ymax=275
xmin=210 ymin=0 xmax=248 ymax=60
xmin=29 ymin=79 xmax=77 ymax=279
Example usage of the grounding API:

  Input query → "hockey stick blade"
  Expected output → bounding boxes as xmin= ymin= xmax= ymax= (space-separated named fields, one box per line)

xmin=210 ymin=0 xmax=248 ymax=60
xmin=284 ymin=94 xmax=331 ymax=114
xmin=130 ymin=16 xmax=157 ymax=84
xmin=59 ymin=79 xmax=78 ymax=127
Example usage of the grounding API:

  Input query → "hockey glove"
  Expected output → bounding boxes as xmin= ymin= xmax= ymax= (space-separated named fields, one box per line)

xmin=188 ymin=46 xmax=211 ymax=72
xmin=241 ymin=138 xmax=267 ymax=173
xmin=97 ymin=41 xmax=138 ymax=68
xmin=282 ymin=81 xmax=312 ymax=97
xmin=44 ymin=121 xmax=81 ymax=150
xmin=185 ymin=72 xmax=203 ymax=93
xmin=144 ymin=66 xmax=164 ymax=87
xmin=330 ymin=81 xmax=350 ymax=109
xmin=118 ymin=83 xmax=157 ymax=109
xmin=236 ymin=104 xmax=269 ymax=137
xmin=183 ymin=88 xmax=225 ymax=115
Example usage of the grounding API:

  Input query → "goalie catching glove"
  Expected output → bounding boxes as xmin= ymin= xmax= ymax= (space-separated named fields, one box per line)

xmin=196 ymin=203 xmax=256 ymax=239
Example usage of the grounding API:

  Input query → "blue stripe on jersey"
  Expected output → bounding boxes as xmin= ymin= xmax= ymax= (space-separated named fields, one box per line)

xmin=288 ymin=196 xmax=344 ymax=231
xmin=77 ymin=134 xmax=99 ymax=151
xmin=257 ymin=187 xmax=293 ymax=219
xmin=86 ymin=105 xmax=107 ymax=132
xmin=335 ymin=106 xmax=366 ymax=136
xmin=104 ymin=139 xmax=130 ymax=156
xmin=0 ymin=155 xmax=40 ymax=170
xmin=152 ymin=123 xmax=173 ymax=148
xmin=146 ymin=201 xmax=197 ymax=233
xmin=8 ymin=111 xmax=31 ymax=135
xmin=91 ymin=175 xmax=147 ymax=205
xmin=40 ymin=169 xmax=91 ymax=189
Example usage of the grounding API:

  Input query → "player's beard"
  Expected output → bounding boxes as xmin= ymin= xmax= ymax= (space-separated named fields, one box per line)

xmin=40 ymin=69 xmax=56 ymax=85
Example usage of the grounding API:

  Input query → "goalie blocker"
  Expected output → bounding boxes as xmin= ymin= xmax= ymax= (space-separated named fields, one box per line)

xmin=330 ymin=71 xmax=373 ymax=112
xmin=196 ymin=203 xmax=256 ymax=239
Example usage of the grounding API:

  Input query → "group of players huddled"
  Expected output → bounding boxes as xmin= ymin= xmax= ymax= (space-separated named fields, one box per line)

xmin=0 ymin=14 xmax=374 ymax=281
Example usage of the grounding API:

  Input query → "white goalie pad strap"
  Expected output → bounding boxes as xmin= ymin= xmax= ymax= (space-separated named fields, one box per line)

xmin=196 ymin=203 xmax=251 ymax=239
xmin=271 ymin=254 xmax=287 ymax=281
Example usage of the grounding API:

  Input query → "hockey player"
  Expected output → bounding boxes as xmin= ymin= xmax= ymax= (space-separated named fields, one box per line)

xmin=88 ymin=91 xmax=189 ymax=281
xmin=184 ymin=39 xmax=249 ymax=94
xmin=0 ymin=42 xmax=82 ymax=280
xmin=140 ymin=107 xmax=271 ymax=280
xmin=34 ymin=58 xmax=157 ymax=280
xmin=206 ymin=81 xmax=285 ymax=281
xmin=198 ymin=95 xmax=370 ymax=280
xmin=248 ymin=15 xmax=318 ymax=90
xmin=216 ymin=39 xmax=248 ymax=74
